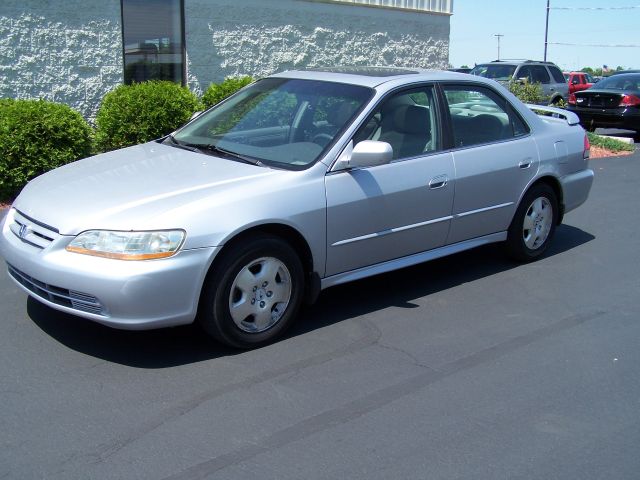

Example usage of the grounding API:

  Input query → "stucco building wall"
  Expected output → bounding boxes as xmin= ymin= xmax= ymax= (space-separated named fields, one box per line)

xmin=185 ymin=0 xmax=450 ymax=95
xmin=0 ymin=0 xmax=450 ymax=118
xmin=0 ymin=0 xmax=123 ymax=119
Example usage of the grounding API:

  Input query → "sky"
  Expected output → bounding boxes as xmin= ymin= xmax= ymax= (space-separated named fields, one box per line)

xmin=449 ymin=0 xmax=639 ymax=71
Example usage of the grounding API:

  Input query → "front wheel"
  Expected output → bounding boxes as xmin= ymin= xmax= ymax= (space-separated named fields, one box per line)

xmin=506 ymin=184 xmax=558 ymax=262
xmin=198 ymin=234 xmax=305 ymax=348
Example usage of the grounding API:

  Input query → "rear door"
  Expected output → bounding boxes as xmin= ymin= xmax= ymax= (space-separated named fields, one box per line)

xmin=441 ymin=83 xmax=539 ymax=244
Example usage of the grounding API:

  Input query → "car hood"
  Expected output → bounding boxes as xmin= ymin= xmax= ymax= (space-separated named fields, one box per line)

xmin=13 ymin=142 xmax=279 ymax=235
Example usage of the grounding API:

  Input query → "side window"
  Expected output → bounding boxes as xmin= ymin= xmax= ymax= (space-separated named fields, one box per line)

xmin=531 ymin=66 xmax=551 ymax=84
xmin=443 ymin=85 xmax=530 ymax=148
xmin=548 ymin=66 xmax=566 ymax=84
xmin=516 ymin=66 xmax=533 ymax=83
xmin=353 ymin=86 xmax=438 ymax=160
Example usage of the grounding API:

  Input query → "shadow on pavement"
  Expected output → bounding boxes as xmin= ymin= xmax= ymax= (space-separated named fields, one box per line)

xmin=27 ymin=224 xmax=595 ymax=368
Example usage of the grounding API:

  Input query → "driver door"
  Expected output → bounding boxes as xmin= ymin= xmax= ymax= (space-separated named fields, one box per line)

xmin=325 ymin=85 xmax=455 ymax=276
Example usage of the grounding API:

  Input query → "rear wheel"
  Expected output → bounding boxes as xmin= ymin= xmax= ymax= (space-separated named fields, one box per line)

xmin=506 ymin=184 xmax=558 ymax=262
xmin=198 ymin=234 xmax=304 ymax=348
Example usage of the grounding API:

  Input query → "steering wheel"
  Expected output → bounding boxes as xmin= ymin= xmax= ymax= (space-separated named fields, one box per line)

xmin=311 ymin=133 xmax=333 ymax=147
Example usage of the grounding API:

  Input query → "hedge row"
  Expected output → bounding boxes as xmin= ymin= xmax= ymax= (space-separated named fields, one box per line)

xmin=0 ymin=77 xmax=254 ymax=200
xmin=0 ymin=99 xmax=92 ymax=200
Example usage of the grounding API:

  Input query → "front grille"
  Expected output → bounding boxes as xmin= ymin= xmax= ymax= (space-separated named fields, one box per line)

xmin=7 ymin=264 xmax=105 ymax=316
xmin=9 ymin=210 xmax=60 ymax=249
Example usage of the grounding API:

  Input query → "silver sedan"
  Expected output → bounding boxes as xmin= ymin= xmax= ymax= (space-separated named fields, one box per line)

xmin=0 ymin=68 xmax=594 ymax=348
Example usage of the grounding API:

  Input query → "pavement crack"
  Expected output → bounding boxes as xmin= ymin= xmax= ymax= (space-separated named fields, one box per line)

xmin=159 ymin=308 xmax=606 ymax=480
xmin=373 ymin=340 xmax=434 ymax=370
xmin=72 ymin=316 xmax=382 ymax=467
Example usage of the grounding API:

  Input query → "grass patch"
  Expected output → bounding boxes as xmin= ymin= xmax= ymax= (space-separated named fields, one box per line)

xmin=587 ymin=132 xmax=635 ymax=153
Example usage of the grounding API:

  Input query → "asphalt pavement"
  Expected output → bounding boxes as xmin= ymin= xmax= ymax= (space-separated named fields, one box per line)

xmin=1 ymin=149 xmax=639 ymax=479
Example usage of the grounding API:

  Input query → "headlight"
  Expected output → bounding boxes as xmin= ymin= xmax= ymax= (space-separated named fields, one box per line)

xmin=66 ymin=230 xmax=185 ymax=260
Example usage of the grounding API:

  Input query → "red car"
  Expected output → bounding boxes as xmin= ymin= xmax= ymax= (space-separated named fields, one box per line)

xmin=563 ymin=72 xmax=594 ymax=94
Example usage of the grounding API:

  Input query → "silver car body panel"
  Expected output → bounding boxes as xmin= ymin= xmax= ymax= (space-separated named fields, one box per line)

xmin=0 ymin=69 xmax=594 ymax=330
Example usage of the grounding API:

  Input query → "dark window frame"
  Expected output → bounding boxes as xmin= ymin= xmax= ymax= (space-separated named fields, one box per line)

xmin=351 ymin=83 xmax=443 ymax=162
xmin=120 ymin=0 xmax=187 ymax=86
xmin=438 ymin=82 xmax=531 ymax=150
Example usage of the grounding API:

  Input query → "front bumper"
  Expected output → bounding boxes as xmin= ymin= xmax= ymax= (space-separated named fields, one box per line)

xmin=0 ymin=209 xmax=218 ymax=330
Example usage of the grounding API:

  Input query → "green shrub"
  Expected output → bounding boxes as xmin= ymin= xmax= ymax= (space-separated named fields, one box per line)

xmin=95 ymin=81 xmax=201 ymax=152
xmin=508 ymin=80 xmax=543 ymax=104
xmin=0 ymin=99 xmax=92 ymax=200
xmin=202 ymin=76 xmax=254 ymax=109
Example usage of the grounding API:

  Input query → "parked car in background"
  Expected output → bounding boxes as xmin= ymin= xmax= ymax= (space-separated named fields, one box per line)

xmin=0 ymin=68 xmax=594 ymax=348
xmin=610 ymin=69 xmax=640 ymax=76
xmin=564 ymin=71 xmax=594 ymax=94
xmin=470 ymin=60 xmax=568 ymax=104
xmin=567 ymin=72 xmax=640 ymax=133
xmin=448 ymin=67 xmax=472 ymax=74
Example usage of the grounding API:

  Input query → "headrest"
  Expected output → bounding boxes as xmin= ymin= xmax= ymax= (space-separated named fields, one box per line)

xmin=393 ymin=105 xmax=430 ymax=134
xmin=327 ymin=102 xmax=357 ymax=126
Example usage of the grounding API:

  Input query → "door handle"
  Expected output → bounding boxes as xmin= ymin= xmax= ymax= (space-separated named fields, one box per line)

xmin=519 ymin=158 xmax=533 ymax=169
xmin=429 ymin=174 xmax=448 ymax=189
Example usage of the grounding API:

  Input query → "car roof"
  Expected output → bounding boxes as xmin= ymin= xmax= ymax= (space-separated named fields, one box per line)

xmin=270 ymin=67 xmax=474 ymax=88
xmin=477 ymin=60 xmax=559 ymax=67
xmin=610 ymin=69 xmax=640 ymax=76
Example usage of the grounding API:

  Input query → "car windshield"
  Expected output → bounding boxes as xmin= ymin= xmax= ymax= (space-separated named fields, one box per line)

xmin=171 ymin=78 xmax=373 ymax=169
xmin=593 ymin=74 xmax=640 ymax=91
xmin=470 ymin=64 xmax=517 ymax=81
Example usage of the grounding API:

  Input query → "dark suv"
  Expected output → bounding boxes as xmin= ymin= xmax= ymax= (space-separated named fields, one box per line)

xmin=470 ymin=60 xmax=568 ymax=105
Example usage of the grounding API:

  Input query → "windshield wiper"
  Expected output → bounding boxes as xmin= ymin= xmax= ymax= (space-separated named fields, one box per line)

xmin=195 ymin=144 xmax=263 ymax=166
xmin=165 ymin=134 xmax=201 ymax=153
xmin=165 ymin=136 xmax=263 ymax=166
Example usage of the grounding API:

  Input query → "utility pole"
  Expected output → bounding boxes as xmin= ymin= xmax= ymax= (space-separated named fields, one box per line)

xmin=544 ymin=0 xmax=550 ymax=61
xmin=494 ymin=34 xmax=504 ymax=60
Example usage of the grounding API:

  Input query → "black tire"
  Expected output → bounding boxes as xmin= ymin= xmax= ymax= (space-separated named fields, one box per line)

xmin=506 ymin=183 xmax=558 ymax=262
xmin=198 ymin=234 xmax=305 ymax=349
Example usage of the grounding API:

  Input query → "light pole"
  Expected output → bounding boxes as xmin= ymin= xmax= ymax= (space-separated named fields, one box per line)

xmin=494 ymin=34 xmax=504 ymax=60
xmin=544 ymin=0 xmax=550 ymax=61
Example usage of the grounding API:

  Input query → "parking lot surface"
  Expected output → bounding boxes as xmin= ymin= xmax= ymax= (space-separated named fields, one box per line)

xmin=1 ymin=150 xmax=639 ymax=479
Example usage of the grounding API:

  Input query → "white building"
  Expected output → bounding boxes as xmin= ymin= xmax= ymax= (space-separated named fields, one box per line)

xmin=0 ymin=0 xmax=453 ymax=118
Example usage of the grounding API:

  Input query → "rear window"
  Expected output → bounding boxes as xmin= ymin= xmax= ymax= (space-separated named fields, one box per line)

xmin=595 ymin=74 xmax=640 ymax=91
xmin=548 ymin=66 xmax=566 ymax=83
xmin=470 ymin=64 xmax=517 ymax=81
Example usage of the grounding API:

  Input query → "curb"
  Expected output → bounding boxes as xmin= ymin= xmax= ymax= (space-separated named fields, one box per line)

xmin=598 ymin=135 xmax=635 ymax=145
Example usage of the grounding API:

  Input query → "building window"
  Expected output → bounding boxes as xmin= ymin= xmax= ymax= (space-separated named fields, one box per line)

xmin=121 ymin=0 xmax=185 ymax=85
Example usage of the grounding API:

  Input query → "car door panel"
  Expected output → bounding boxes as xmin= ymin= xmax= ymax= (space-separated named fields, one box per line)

xmin=325 ymin=152 xmax=455 ymax=276
xmin=447 ymin=136 xmax=538 ymax=244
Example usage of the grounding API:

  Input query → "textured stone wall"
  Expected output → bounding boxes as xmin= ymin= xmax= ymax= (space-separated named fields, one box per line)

xmin=0 ymin=0 xmax=122 ymax=119
xmin=0 ymin=0 xmax=449 ymax=118
xmin=185 ymin=0 xmax=450 ymax=95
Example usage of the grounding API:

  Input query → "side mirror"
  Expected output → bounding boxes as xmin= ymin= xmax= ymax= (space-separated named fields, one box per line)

xmin=517 ymin=77 xmax=528 ymax=85
xmin=334 ymin=140 xmax=393 ymax=170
